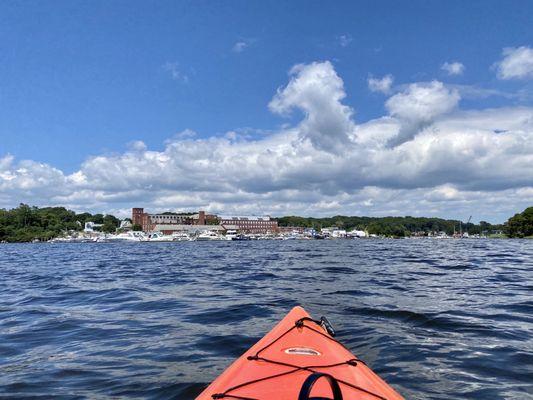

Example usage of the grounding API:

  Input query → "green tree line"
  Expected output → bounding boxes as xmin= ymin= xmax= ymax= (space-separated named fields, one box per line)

xmin=1 ymin=204 xmax=530 ymax=242
xmin=506 ymin=207 xmax=533 ymax=238
xmin=0 ymin=204 xmax=120 ymax=242
xmin=275 ymin=215 xmax=506 ymax=237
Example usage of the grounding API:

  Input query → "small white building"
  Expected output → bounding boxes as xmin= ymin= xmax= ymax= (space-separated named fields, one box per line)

xmin=348 ymin=229 xmax=367 ymax=238
xmin=119 ymin=220 xmax=133 ymax=230
xmin=84 ymin=221 xmax=103 ymax=233
xmin=321 ymin=227 xmax=347 ymax=238
xmin=331 ymin=229 xmax=347 ymax=238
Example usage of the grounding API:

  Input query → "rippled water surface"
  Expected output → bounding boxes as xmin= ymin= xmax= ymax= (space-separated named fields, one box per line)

xmin=1 ymin=239 xmax=532 ymax=399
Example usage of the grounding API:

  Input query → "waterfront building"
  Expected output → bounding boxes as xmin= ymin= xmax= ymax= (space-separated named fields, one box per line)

xmin=119 ymin=220 xmax=132 ymax=230
xmin=132 ymin=208 xmax=277 ymax=234
xmin=347 ymin=229 xmax=367 ymax=238
xmin=331 ymin=229 xmax=347 ymax=238
xmin=321 ymin=227 xmax=347 ymax=238
xmin=84 ymin=221 xmax=103 ymax=233
xmin=218 ymin=215 xmax=278 ymax=234
xmin=132 ymin=208 xmax=217 ymax=232
xmin=278 ymin=226 xmax=305 ymax=234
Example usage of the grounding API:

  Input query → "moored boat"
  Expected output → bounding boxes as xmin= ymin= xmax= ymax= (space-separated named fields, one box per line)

xmin=143 ymin=232 xmax=175 ymax=242
xmin=172 ymin=232 xmax=192 ymax=241
xmin=196 ymin=231 xmax=223 ymax=241
xmin=232 ymin=233 xmax=251 ymax=241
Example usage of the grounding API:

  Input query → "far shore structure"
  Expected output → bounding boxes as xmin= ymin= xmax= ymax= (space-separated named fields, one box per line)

xmin=0 ymin=203 xmax=522 ymax=243
xmin=131 ymin=208 xmax=279 ymax=234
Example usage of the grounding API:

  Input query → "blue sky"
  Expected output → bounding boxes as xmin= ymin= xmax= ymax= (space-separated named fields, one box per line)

xmin=0 ymin=1 xmax=532 ymax=222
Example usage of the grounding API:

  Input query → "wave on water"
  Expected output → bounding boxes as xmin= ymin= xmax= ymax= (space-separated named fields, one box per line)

xmin=0 ymin=239 xmax=532 ymax=399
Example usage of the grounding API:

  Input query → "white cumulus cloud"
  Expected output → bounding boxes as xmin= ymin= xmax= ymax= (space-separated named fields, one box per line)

xmin=269 ymin=61 xmax=356 ymax=153
xmin=368 ymin=74 xmax=394 ymax=94
xmin=385 ymin=81 xmax=460 ymax=146
xmin=441 ymin=61 xmax=465 ymax=76
xmin=495 ymin=46 xmax=533 ymax=80
xmin=0 ymin=61 xmax=532 ymax=222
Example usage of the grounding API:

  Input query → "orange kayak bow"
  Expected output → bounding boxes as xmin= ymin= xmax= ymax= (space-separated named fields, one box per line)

xmin=196 ymin=306 xmax=404 ymax=400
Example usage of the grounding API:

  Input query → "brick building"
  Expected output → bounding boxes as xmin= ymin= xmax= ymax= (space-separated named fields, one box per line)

xmin=132 ymin=208 xmax=216 ymax=232
xmin=219 ymin=215 xmax=278 ymax=234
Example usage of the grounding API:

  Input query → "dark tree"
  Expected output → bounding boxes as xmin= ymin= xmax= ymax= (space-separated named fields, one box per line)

xmin=506 ymin=207 xmax=533 ymax=238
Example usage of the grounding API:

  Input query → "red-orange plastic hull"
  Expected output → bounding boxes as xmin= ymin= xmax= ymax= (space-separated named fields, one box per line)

xmin=196 ymin=306 xmax=404 ymax=400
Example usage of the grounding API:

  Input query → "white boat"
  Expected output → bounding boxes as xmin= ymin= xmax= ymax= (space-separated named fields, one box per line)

xmin=281 ymin=231 xmax=305 ymax=240
xmin=49 ymin=236 xmax=98 ymax=243
xmin=225 ymin=229 xmax=238 ymax=240
xmin=144 ymin=232 xmax=175 ymax=242
xmin=347 ymin=230 xmax=367 ymax=238
xmin=196 ymin=231 xmax=222 ymax=241
xmin=105 ymin=231 xmax=146 ymax=242
xmin=282 ymin=235 xmax=297 ymax=240
xmin=172 ymin=232 xmax=192 ymax=241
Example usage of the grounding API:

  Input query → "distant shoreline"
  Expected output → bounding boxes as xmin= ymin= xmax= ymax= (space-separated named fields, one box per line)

xmin=4 ymin=233 xmax=533 ymax=245
xmin=0 ymin=204 xmax=531 ymax=243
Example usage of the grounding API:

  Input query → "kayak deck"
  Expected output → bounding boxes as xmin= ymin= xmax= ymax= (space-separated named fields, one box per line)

xmin=196 ymin=306 xmax=404 ymax=400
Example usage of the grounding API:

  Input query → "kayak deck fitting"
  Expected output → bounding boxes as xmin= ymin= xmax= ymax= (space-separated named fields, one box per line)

xmin=196 ymin=306 xmax=404 ymax=400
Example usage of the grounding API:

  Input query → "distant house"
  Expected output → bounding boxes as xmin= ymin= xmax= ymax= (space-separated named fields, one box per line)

xmin=321 ymin=227 xmax=347 ymax=238
xmin=84 ymin=222 xmax=103 ymax=233
xmin=348 ymin=229 xmax=367 ymax=238
xmin=119 ymin=220 xmax=132 ymax=230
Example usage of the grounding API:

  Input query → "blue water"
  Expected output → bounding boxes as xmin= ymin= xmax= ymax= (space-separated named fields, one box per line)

xmin=0 ymin=239 xmax=532 ymax=399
